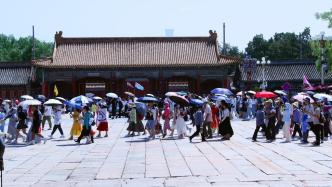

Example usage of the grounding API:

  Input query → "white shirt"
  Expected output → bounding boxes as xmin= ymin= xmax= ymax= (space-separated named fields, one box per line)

xmin=44 ymin=106 xmax=52 ymax=116
xmin=222 ymin=108 xmax=230 ymax=121
xmin=54 ymin=110 xmax=62 ymax=125
xmin=282 ymin=102 xmax=292 ymax=123
xmin=204 ymin=104 xmax=213 ymax=122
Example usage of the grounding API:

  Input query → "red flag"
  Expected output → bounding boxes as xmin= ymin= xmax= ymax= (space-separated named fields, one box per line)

xmin=127 ymin=82 xmax=134 ymax=89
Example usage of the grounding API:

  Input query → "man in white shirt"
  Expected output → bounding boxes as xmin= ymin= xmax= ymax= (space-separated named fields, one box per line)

xmin=42 ymin=105 xmax=53 ymax=130
xmin=202 ymin=100 xmax=213 ymax=141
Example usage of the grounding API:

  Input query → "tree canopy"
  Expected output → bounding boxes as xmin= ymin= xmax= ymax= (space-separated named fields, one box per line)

xmin=316 ymin=9 xmax=332 ymax=29
xmin=245 ymin=28 xmax=313 ymax=61
xmin=0 ymin=34 xmax=53 ymax=61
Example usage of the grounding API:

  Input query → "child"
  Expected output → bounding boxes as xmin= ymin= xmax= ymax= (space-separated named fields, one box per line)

xmin=189 ymin=107 xmax=203 ymax=142
xmin=96 ymin=103 xmax=109 ymax=138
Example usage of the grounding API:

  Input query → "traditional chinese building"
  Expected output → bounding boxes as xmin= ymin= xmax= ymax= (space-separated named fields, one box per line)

xmin=33 ymin=31 xmax=241 ymax=98
xmin=0 ymin=62 xmax=35 ymax=99
xmin=240 ymin=60 xmax=332 ymax=92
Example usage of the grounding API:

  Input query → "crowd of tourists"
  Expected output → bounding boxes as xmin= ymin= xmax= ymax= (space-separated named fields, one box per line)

xmin=0 ymin=88 xmax=331 ymax=146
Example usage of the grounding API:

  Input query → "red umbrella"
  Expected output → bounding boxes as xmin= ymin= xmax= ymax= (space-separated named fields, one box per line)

xmin=255 ymin=91 xmax=277 ymax=99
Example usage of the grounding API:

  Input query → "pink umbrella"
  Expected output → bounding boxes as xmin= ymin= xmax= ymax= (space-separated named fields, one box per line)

xmin=292 ymin=94 xmax=314 ymax=103
xmin=255 ymin=91 xmax=277 ymax=99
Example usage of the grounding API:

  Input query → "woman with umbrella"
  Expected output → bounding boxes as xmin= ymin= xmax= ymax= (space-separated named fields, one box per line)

xmin=4 ymin=103 xmax=18 ymax=143
xmin=49 ymin=106 xmax=65 ymax=139
xmin=175 ymin=105 xmax=187 ymax=139
xmin=162 ymin=102 xmax=171 ymax=138
xmin=218 ymin=100 xmax=234 ymax=140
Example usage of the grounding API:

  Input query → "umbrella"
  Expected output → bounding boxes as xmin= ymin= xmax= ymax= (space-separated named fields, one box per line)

xmin=146 ymin=94 xmax=155 ymax=98
xmin=64 ymin=100 xmax=82 ymax=110
xmin=236 ymin=91 xmax=243 ymax=96
xmin=37 ymin=95 xmax=46 ymax=101
xmin=255 ymin=91 xmax=277 ymax=99
xmin=313 ymin=93 xmax=332 ymax=101
xmin=292 ymin=94 xmax=314 ymax=103
xmin=165 ymin=92 xmax=177 ymax=97
xmin=135 ymin=102 xmax=147 ymax=116
xmin=169 ymin=95 xmax=189 ymax=106
xmin=210 ymin=88 xmax=233 ymax=96
xmin=19 ymin=99 xmax=41 ymax=106
xmin=211 ymin=95 xmax=231 ymax=103
xmin=85 ymin=92 xmax=95 ymax=98
xmin=93 ymin=96 xmax=103 ymax=100
xmin=189 ymin=99 xmax=204 ymax=106
xmin=44 ymin=99 xmax=63 ymax=106
xmin=306 ymin=91 xmax=315 ymax=95
xmin=70 ymin=95 xmax=90 ymax=105
xmin=177 ymin=91 xmax=188 ymax=96
xmin=274 ymin=90 xmax=287 ymax=96
xmin=55 ymin=97 xmax=67 ymax=102
xmin=106 ymin=92 xmax=119 ymax=98
xmin=3 ymin=99 xmax=11 ymax=103
xmin=247 ymin=91 xmax=256 ymax=95
xmin=124 ymin=92 xmax=135 ymax=97
xmin=137 ymin=97 xmax=159 ymax=103
xmin=20 ymin=95 xmax=33 ymax=100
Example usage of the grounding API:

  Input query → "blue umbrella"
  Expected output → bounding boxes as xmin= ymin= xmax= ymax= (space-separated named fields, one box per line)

xmin=135 ymin=102 xmax=147 ymax=116
xmin=64 ymin=100 xmax=82 ymax=110
xmin=190 ymin=99 xmax=204 ymax=106
xmin=210 ymin=88 xmax=233 ymax=96
xmin=211 ymin=95 xmax=231 ymax=103
xmin=177 ymin=91 xmax=188 ymax=96
xmin=70 ymin=95 xmax=89 ymax=105
xmin=137 ymin=97 xmax=159 ymax=103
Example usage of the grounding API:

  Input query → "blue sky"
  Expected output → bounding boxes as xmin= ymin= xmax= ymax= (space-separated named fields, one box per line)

xmin=1 ymin=0 xmax=331 ymax=50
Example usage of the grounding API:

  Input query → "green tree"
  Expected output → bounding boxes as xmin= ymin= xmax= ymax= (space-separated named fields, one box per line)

xmin=316 ymin=9 xmax=332 ymax=28
xmin=245 ymin=28 xmax=313 ymax=61
xmin=0 ymin=34 xmax=53 ymax=61
xmin=219 ymin=43 xmax=244 ymax=58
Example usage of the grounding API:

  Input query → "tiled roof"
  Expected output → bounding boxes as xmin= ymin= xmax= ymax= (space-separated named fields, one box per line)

xmin=33 ymin=32 xmax=240 ymax=68
xmin=241 ymin=62 xmax=332 ymax=82
xmin=0 ymin=67 xmax=31 ymax=85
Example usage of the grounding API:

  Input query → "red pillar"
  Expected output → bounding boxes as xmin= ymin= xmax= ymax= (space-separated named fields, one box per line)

xmin=42 ymin=82 xmax=49 ymax=97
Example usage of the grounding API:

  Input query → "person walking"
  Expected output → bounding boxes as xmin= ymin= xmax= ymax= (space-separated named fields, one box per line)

xmin=75 ymin=106 xmax=94 ymax=144
xmin=264 ymin=99 xmax=276 ymax=142
xmin=5 ymin=104 xmax=18 ymax=143
xmin=162 ymin=102 xmax=171 ymax=138
xmin=189 ymin=106 xmax=203 ymax=142
xmin=14 ymin=106 xmax=28 ymax=143
xmin=126 ymin=104 xmax=137 ymax=136
xmin=202 ymin=100 xmax=213 ymax=140
xmin=309 ymin=101 xmax=322 ymax=146
xmin=252 ymin=104 xmax=265 ymax=142
xmin=68 ymin=108 xmax=82 ymax=140
xmin=50 ymin=106 xmax=65 ymax=139
xmin=29 ymin=107 xmax=47 ymax=145
xmin=96 ymin=103 xmax=109 ymax=138
xmin=146 ymin=104 xmax=157 ymax=139
xmin=281 ymin=98 xmax=292 ymax=143
xmin=42 ymin=105 xmax=53 ymax=130
xmin=291 ymin=102 xmax=302 ymax=140
xmin=218 ymin=100 xmax=234 ymax=140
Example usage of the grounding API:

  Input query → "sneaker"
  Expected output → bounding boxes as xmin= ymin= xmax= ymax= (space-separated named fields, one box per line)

xmin=104 ymin=134 xmax=108 ymax=137
xmin=49 ymin=135 xmax=53 ymax=139
xmin=97 ymin=134 xmax=101 ymax=138
xmin=60 ymin=135 xmax=65 ymax=138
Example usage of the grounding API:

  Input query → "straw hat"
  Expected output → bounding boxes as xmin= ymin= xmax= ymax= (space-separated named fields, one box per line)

xmin=265 ymin=99 xmax=273 ymax=103
xmin=292 ymin=102 xmax=299 ymax=108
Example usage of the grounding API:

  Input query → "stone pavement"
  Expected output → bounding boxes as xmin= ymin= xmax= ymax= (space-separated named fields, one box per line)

xmin=3 ymin=115 xmax=332 ymax=187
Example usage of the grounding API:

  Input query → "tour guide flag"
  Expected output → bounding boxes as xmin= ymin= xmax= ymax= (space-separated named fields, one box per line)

xmin=303 ymin=75 xmax=313 ymax=88
xmin=127 ymin=82 xmax=134 ymax=89
xmin=54 ymin=84 xmax=59 ymax=96
xmin=135 ymin=82 xmax=144 ymax=91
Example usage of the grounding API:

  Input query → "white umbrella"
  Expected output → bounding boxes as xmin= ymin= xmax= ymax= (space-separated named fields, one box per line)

xmin=247 ymin=91 xmax=256 ymax=95
xmin=146 ymin=94 xmax=155 ymax=97
xmin=165 ymin=92 xmax=177 ymax=97
xmin=124 ymin=92 xmax=135 ymax=97
xmin=20 ymin=95 xmax=33 ymax=100
xmin=313 ymin=93 xmax=332 ymax=101
xmin=44 ymin=99 xmax=63 ymax=106
xmin=3 ymin=99 xmax=11 ymax=103
xmin=274 ymin=90 xmax=287 ymax=96
xmin=19 ymin=99 xmax=41 ymax=106
xmin=106 ymin=92 xmax=119 ymax=98
xmin=55 ymin=97 xmax=67 ymax=102
xmin=93 ymin=96 xmax=103 ymax=100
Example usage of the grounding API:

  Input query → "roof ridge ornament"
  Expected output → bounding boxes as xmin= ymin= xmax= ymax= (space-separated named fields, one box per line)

xmin=55 ymin=31 xmax=63 ymax=47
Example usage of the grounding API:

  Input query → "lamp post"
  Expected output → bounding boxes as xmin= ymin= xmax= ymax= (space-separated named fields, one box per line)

xmin=320 ymin=33 xmax=327 ymax=86
xmin=256 ymin=57 xmax=271 ymax=91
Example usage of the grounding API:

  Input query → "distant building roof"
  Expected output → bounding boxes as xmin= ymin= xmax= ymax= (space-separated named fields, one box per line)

xmin=240 ymin=61 xmax=332 ymax=82
xmin=0 ymin=62 xmax=32 ymax=85
xmin=33 ymin=31 xmax=240 ymax=69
